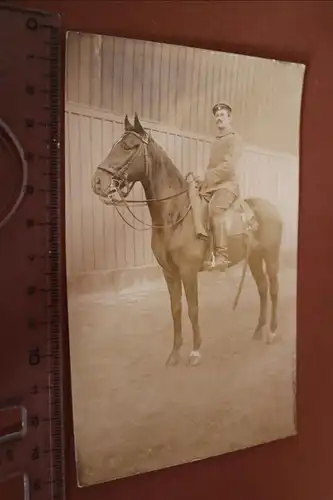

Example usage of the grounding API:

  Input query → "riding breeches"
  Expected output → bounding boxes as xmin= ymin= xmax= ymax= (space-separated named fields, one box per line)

xmin=208 ymin=188 xmax=237 ymax=218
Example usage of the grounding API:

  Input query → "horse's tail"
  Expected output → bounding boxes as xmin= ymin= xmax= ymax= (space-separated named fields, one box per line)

xmin=232 ymin=232 xmax=252 ymax=310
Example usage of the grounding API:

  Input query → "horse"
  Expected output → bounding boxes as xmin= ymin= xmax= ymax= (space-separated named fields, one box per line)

xmin=91 ymin=113 xmax=283 ymax=367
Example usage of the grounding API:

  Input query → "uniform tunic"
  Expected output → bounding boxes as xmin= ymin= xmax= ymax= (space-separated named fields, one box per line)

xmin=201 ymin=126 xmax=243 ymax=217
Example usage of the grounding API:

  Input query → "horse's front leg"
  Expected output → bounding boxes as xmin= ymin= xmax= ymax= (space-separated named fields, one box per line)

xmin=249 ymin=251 xmax=268 ymax=340
xmin=181 ymin=270 xmax=202 ymax=367
xmin=163 ymin=269 xmax=183 ymax=367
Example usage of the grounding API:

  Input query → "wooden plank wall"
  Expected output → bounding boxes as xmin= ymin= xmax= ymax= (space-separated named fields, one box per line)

xmin=65 ymin=103 xmax=299 ymax=280
xmin=65 ymin=31 xmax=305 ymax=156
xmin=65 ymin=31 xmax=301 ymax=282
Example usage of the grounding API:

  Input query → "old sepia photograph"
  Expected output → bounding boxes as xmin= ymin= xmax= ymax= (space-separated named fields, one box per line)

xmin=65 ymin=31 xmax=305 ymax=487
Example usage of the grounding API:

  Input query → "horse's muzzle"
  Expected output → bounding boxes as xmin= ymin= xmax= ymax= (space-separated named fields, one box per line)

xmin=91 ymin=175 xmax=101 ymax=194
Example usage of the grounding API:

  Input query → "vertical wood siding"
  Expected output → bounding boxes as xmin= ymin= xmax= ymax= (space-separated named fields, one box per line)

xmin=66 ymin=31 xmax=305 ymax=156
xmin=65 ymin=103 xmax=299 ymax=279
xmin=65 ymin=32 xmax=302 ymax=281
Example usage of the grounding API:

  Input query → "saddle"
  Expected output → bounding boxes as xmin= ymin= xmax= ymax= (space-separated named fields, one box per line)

xmin=187 ymin=174 xmax=259 ymax=241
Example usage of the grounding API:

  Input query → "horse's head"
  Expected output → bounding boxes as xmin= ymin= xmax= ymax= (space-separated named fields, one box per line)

xmin=91 ymin=113 xmax=150 ymax=202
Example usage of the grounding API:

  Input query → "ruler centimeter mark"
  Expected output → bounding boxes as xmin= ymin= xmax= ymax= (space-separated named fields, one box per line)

xmin=0 ymin=5 xmax=64 ymax=500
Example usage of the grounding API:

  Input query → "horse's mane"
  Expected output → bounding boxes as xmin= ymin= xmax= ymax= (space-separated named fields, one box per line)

xmin=147 ymin=135 xmax=186 ymax=189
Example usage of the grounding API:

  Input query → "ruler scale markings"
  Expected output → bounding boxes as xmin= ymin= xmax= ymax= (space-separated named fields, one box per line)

xmin=0 ymin=5 xmax=64 ymax=500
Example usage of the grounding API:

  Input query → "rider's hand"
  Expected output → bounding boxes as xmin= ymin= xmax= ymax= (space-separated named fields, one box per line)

xmin=194 ymin=176 xmax=202 ymax=187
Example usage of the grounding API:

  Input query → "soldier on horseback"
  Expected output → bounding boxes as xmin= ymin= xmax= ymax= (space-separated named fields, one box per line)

xmin=197 ymin=102 xmax=244 ymax=272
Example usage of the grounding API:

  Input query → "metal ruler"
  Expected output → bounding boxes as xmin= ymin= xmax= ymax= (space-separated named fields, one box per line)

xmin=0 ymin=4 xmax=65 ymax=500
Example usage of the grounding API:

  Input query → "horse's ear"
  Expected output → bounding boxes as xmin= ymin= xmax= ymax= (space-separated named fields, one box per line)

xmin=134 ymin=112 xmax=145 ymax=136
xmin=124 ymin=114 xmax=133 ymax=131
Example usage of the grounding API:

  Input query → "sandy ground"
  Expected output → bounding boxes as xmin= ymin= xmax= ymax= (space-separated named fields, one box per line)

xmin=67 ymin=264 xmax=297 ymax=487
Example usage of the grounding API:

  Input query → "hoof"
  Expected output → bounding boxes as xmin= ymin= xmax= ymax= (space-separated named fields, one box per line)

xmin=265 ymin=329 xmax=277 ymax=345
xmin=188 ymin=350 xmax=201 ymax=367
xmin=253 ymin=324 xmax=277 ymax=344
xmin=252 ymin=327 xmax=263 ymax=340
xmin=166 ymin=350 xmax=180 ymax=367
xmin=271 ymin=320 xmax=278 ymax=333
xmin=201 ymin=261 xmax=213 ymax=272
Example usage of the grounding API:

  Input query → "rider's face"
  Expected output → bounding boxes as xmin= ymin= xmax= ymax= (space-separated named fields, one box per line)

xmin=215 ymin=108 xmax=231 ymax=130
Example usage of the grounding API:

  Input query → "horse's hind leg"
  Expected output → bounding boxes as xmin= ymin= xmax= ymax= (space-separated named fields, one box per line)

xmin=264 ymin=249 xmax=280 ymax=342
xmin=181 ymin=270 xmax=202 ymax=367
xmin=163 ymin=269 xmax=183 ymax=367
xmin=249 ymin=250 xmax=268 ymax=341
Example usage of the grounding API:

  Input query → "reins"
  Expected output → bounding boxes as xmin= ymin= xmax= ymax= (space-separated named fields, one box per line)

xmin=97 ymin=130 xmax=192 ymax=231
xmin=101 ymin=186 xmax=189 ymax=206
xmin=113 ymin=199 xmax=192 ymax=232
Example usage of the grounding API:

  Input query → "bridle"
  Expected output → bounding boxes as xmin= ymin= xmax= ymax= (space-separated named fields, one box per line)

xmin=97 ymin=131 xmax=149 ymax=197
xmin=96 ymin=130 xmax=191 ymax=231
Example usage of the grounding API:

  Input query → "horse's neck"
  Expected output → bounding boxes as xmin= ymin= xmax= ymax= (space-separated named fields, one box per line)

xmin=141 ymin=143 xmax=187 ymax=224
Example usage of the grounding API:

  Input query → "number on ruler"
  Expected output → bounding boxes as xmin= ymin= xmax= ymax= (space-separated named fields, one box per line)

xmin=6 ymin=448 xmax=14 ymax=462
xmin=25 ymin=151 xmax=34 ymax=161
xmin=29 ymin=348 xmax=40 ymax=366
xmin=31 ymin=445 xmax=40 ymax=460
xmin=26 ymin=17 xmax=38 ymax=31
xmin=25 ymin=84 xmax=35 ymax=95
xmin=25 ymin=118 xmax=35 ymax=128
xmin=33 ymin=478 xmax=41 ymax=491
xmin=30 ymin=385 xmax=39 ymax=395
xmin=30 ymin=415 xmax=39 ymax=427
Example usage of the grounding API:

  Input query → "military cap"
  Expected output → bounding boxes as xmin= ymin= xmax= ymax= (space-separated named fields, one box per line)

xmin=212 ymin=102 xmax=232 ymax=115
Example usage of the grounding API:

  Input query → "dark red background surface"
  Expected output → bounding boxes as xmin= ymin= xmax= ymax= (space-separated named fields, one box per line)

xmin=8 ymin=1 xmax=333 ymax=499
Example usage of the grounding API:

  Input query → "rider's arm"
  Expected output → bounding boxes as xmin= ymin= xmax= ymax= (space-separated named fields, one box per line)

xmin=204 ymin=134 xmax=242 ymax=187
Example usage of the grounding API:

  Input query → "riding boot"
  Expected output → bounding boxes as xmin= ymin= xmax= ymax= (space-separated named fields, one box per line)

xmin=208 ymin=215 xmax=230 ymax=271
